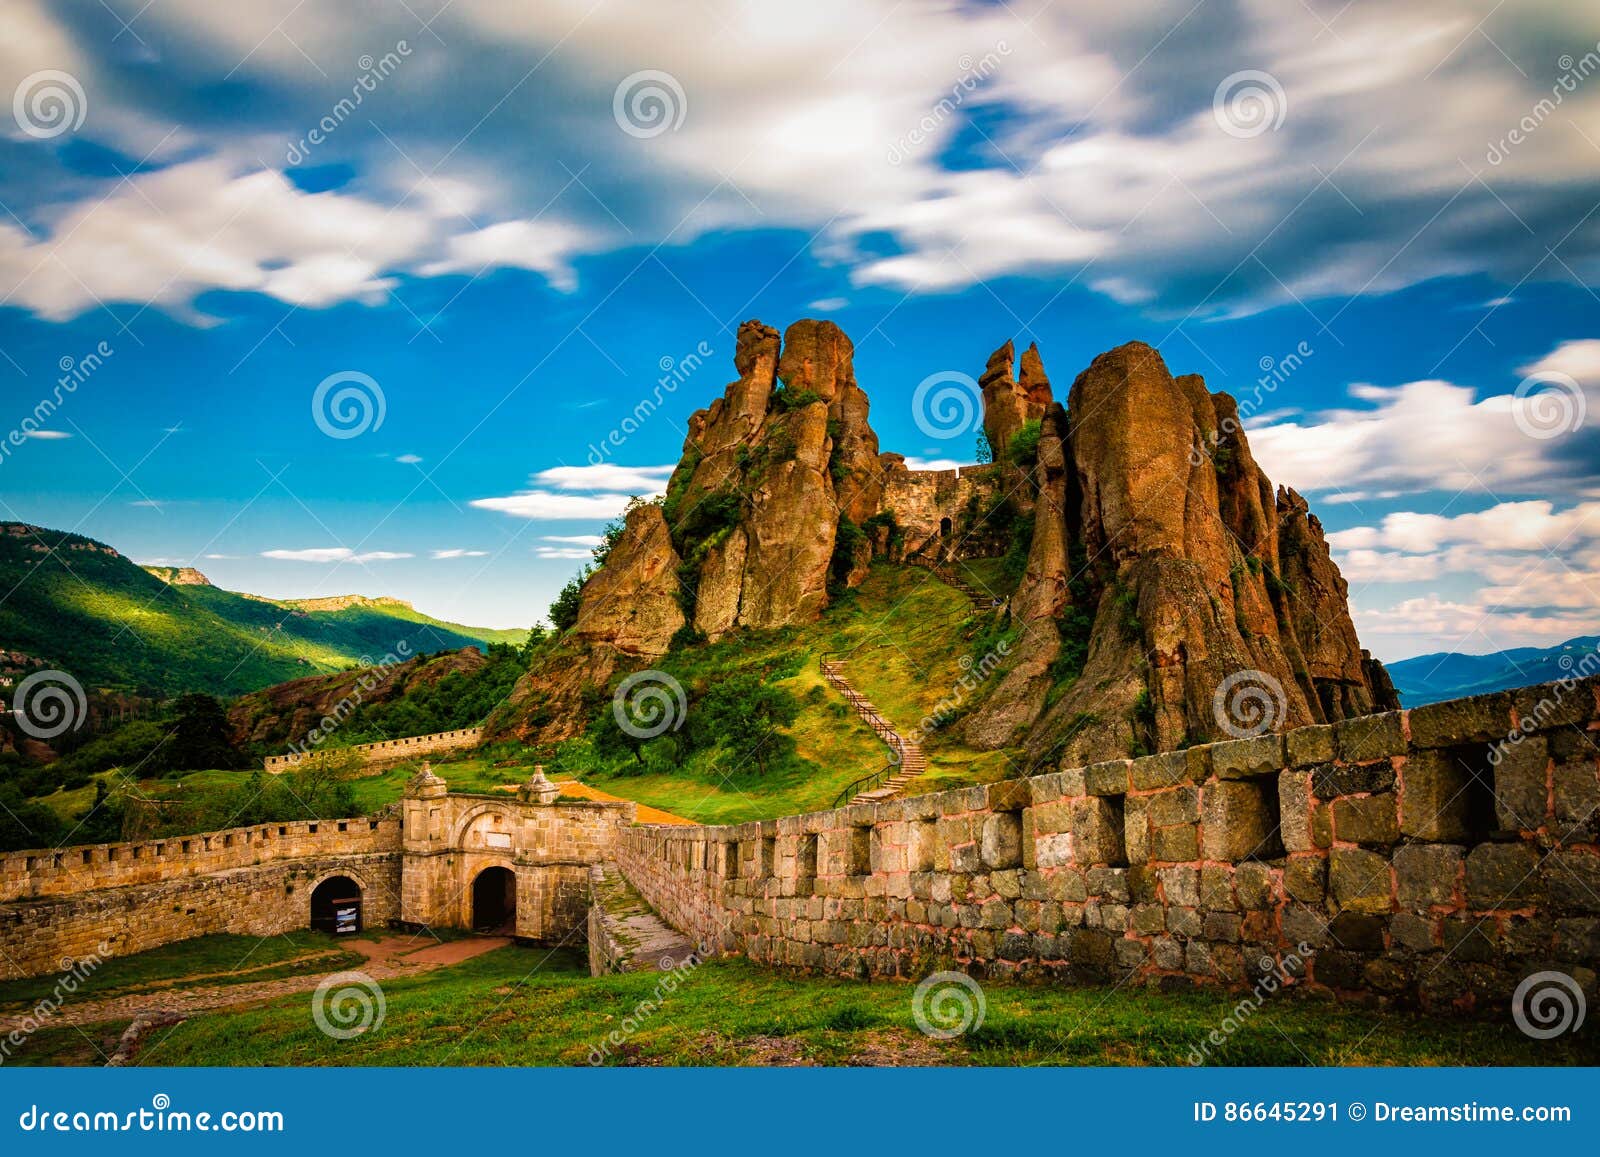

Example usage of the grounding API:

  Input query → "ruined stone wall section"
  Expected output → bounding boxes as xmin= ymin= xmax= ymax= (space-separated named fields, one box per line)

xmin=0 ymin=853 xmax=402 ymax=980
xmin=880 ymin=463 xmax=1004 ymax=562
xmin=0 ymin=817 xmax=401 ymax=903
xmin=263 ymin=727 xmax=483 ymax=773
xmin=615 ymin=678 xmax=1600 ymax=1008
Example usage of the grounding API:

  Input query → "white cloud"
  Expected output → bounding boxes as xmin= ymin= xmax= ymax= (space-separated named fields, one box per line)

xmin=431 ymin=548 xmax=488 ymax=559
xmin=1354 ymin=594 xmax=1596 ymax=642
xmin=1251 ymin=339 xmax=1600 ymax=498
xmin=19 ymin=0 xmax=1600 ymax=316
xmin=203 ymin=553 xmax=238 ymax=559
xmin=535 ymin=547 xmax=592 ymax=560
xmin=419 ymin=219 xmax=591 ymax=290
xmin=531 ymin=464 xmax=674 ymax=493
xmin=261 ymin=547 xmax=413 ymax=562
xmin=22 ymin=429 xmax=71 ymax=440
xmin=395 ymin=454 xmax=423 ymax=464
xmin=469 ymin=492 xmax=642 ymax=520
xmin=1328 ymin=501 xmax=1600 ymax=554
xmin=0 ymin=158 xmax=597 ymax=320
xmin=543 ymin=535 xmax=603 ymax=546
xmin=902 ymin=456 xmax=969 ymax=472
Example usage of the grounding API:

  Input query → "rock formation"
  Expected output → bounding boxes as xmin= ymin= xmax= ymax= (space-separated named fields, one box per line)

xmin=507 ymin=319 xmax=1396 ymax=761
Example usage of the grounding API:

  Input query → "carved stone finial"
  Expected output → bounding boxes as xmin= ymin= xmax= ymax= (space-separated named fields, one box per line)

xmin=519 ymin=764 xmax=560 ymax=806
xmin=404 ymin=759 xmax=447 ymax=799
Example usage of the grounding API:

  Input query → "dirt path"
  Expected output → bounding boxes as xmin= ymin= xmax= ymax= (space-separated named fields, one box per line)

xmin=0 ymin=933 xmax=511 ymax=1033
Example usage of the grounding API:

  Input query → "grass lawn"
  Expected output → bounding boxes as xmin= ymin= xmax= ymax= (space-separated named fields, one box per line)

xmin=0 ymin=932 xmax=365 ymax=1011
xmin=40 ymin=946 xmax=1594 ymax=1067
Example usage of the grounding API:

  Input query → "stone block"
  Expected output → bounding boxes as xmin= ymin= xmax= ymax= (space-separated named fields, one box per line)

xmin=1148 ymin=786 xmax=1201 ymax=826
xmin=1334 ymin=711 xmax=1405 ymax=763
xmin=1070 ymin=798 xmax=1126 ymax=866
xmin=1544 ymin=847 xmax=1600 ymax=913
xmin=1124 ymin=796 xmax=1150 ymax=864
xmin=1201 ymin=780 xmax=1280 ymax=861
xmin=1283 ymin=856 xmax=1326 ymax=903
xmin=1286 ymin=724 xmax=1335 ymax=767
xmin=1331 ymin=793 xmax=1399 ymax=845
xmin=1492 ymin=737 xmax=1549 ymax=832
xmin=1084 ymin=759 xmax=1132 ymax=797
xmin=1409 ymin=692 xmax=1511 ymax=749
xmin=1393 ymin=843 xmax=1462 ymax=908
xmin=1512 ymin=678 xmax=1598 ymax=732
xmin=1278 ymin=769 xmax=1313 ymax=852
xmin=1389 ymin=912 xmax=1436 ymax=951
xmin=1312 ymin=762 xmax=1396 ymax=800
xmin=1329 ymin=847 xmax=1391 ymax=914
xmin=1465 ymin=843 xmax=1541 ymax=909
xmin=1130 ymin=751 xmax=1190 ymax=791
xmin=1210 ymin=734 xmax=1286 ymax=779
xmin=1398 ymin=750 xmax=1472 ymax=841
xmin=981 ymin=811 xmax=1023 ymax=870
xmin=1232 ymin=862 xmax=1272 ymax=909
xmin=1151 ymin=825 xmax=1199 ymax=862
xmin=1554 ymin=759 xmax=1600 ymax=829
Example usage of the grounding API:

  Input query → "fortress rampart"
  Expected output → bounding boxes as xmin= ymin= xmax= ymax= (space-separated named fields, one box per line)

xmin=614 ymin=677 xmax=1600 ymax=1009
xmin=263 ymin=726 xmax=483 ymax=773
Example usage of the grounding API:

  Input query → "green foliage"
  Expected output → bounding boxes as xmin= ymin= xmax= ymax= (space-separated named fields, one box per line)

xmin=772 ymin=386 xmax=822 ymax=413
xmin=1245 ymin=554 xmax=1262 ymax=576
xmin=1000 ymin=512 xmax=1035 ymax=586
xmin=1265 ymin=568 xmax=1297 ymax=598
xmin=1007 ymin=418 xmax=1042 ymax=467
xmin=169 ymin=694 xmax=242 ymax=771
xmin=0 ymin=784 xmax=68 ymax=852
xmin=688 ymin=673 xmax=801 ymax=776
xmin=337 ymin=644 xmax=527 ymax=742
xmin=975 ymin=429 xmax=993 ymax=465
xmin=1046 ymin=542 xmax=1097 ymax=694
xmin=828 ymin=517 xmax=864 ymax=594
xmin=1130 ymin=687 xmax=1157 ymax=757
xmin=861 ymin=510 xmax=904 ymax=553
xmin=549 ymin=568 xmax=590 ymax=632
xmin=0 ymin=524 xmax=524 ymax=698
xmin=669 ymin=624 xmax=707 ymax=652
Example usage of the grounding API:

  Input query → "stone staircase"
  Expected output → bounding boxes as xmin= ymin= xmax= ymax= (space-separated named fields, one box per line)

xmin=908 ymin=557 xmax=1005 ymax=611
xmin=820 ymin=659 xmax=928 ymax=804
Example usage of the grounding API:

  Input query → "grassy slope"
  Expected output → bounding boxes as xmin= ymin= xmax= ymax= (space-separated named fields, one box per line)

xmin=124 ymin=564 xmax=1021 ymax=827
xmin=0 ymin=525 xmax=524 ymax=697
xmin=71 ymin=946 xmax=1598 ymax=1067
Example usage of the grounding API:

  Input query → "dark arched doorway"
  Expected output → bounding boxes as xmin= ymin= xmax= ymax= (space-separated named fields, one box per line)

xmin=939 ymin=516 xmax=952 ymax=537
xmin=472 ymin=866 xmax=516 ymax=933
xmin=310 ymin=875 xmax=363 ymax=935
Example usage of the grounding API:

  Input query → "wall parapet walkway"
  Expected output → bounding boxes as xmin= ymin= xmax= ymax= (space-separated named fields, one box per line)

xmin=613 ymin=676 xmax=1600 ymax=1010
xmin=263 ymin=727 xmax=482 ymax=773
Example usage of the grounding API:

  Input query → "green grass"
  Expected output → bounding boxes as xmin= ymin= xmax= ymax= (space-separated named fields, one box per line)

xmin=33 ymin=948 xmax=1592 ymax=1068
xmin=0 ymin=932 xmax=364 ymax=1010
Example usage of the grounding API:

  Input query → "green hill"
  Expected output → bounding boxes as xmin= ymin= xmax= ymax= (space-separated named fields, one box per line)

xmin=0 ymin=523 xmax=527 ymax=698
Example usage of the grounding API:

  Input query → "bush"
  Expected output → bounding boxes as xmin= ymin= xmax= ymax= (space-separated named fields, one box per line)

xmin=1007 ymin=419 xmax=1042 ymax=467
xmin=549 ymin=568 xmax=590 ymax=632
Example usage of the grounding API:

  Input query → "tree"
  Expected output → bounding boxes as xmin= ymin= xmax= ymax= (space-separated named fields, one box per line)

xmin=169 ymin=693 xmax=241 ymax=771
xmin=975 ymin=429 xmax=993 ymax=465
xmin=689 ymin=673 xmax=801 ymax=775
xmin=549 ymin=567 xmax=590 ymax=632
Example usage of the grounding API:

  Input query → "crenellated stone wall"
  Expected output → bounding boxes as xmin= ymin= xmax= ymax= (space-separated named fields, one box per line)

xmin=878 ymin=459 xmax=1005 ymax=562
xmin=613 ymin=677 xmax=1600 ymax=1010
xmin=263 ymin=727 xmax=482 ymax=773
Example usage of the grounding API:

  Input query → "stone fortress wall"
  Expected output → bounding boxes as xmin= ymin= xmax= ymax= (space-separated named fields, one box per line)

xmin=614 ymin=678 xmax=1600 ymax=1009
xmin=262 ymin=726 xmax=483 ymax=773
xmin=0 ymin=819 xmax=404 ymax=979
xmin=5 ymin=680 xmax=1596 ymax=1007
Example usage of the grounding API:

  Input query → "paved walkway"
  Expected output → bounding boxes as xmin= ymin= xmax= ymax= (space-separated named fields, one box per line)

xmin=0 ymin=933 xmax=511 ymax=1033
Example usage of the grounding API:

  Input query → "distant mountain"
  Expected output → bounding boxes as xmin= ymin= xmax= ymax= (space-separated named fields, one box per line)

xmin=0 ymin=523 xmax=527 ymax=698
xmin=1388 ymin=635 xmax=1600 ymax=706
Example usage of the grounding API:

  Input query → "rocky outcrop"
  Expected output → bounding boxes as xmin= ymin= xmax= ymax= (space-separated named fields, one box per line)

xmin=228 ymin=647 xmax=486 ymax=749
xmin=573 ymin=502 xmax=685 ymax=656
xmin=143 ymin=566 xmax=213 ymax=587
xmin=1011 ymin=341 xmax=1397 ymax=766
xmin=509 ymin=320 xmax=1394 ymax=762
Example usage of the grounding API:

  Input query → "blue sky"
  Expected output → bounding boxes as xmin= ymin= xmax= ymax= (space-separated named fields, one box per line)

xmin=1 ymin=0 xmax=1598 ymax=662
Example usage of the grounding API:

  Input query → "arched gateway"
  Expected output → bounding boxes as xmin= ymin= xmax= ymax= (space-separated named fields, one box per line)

xmin=397 ymin=764 xmax=635 ymax=942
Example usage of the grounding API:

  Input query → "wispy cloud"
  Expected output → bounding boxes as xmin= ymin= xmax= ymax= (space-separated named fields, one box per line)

xmin=431 ymin=548 xmax=488 ymax=559
xmin=261 ymin=547 xmax=414 ymax=563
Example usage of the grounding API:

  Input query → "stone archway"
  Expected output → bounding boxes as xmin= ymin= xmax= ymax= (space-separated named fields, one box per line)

xmin=471 ymin=866 xmax=517 ymax=933
xmin=309 ymin=874 xmax=363 ymax=934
